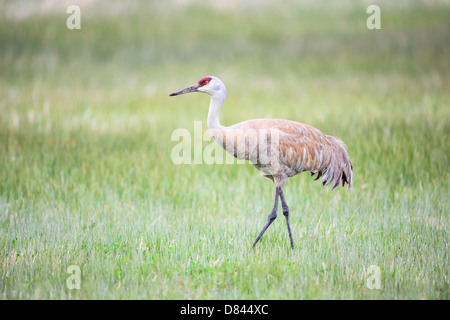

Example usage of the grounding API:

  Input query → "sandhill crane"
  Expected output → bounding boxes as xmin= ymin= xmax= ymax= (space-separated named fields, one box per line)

xmin=170 ymin=76 xmax=353 ymax=249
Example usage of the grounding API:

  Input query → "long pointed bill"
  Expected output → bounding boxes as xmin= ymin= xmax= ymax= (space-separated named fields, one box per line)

xmin=169 ymin=83 xmax=199 ymax=96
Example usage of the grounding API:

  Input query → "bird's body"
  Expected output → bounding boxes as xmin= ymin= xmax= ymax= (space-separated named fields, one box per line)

xmin=211 ymin=118 xmax=352 ymax=188
xmin=171 ymin=76 xmax=353 ymax=249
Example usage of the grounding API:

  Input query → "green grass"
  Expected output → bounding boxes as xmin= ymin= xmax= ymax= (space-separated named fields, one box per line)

xmin=0 ymin=0 xmax=449 ymax=299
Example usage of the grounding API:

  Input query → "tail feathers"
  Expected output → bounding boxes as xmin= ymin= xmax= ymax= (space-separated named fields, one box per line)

xmin=311 ymin=136 xmax=353 ymax=190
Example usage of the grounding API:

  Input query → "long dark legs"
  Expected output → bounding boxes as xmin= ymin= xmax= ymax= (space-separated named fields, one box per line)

xmin=252 ymin=186 xmax=280 ymax=248
xmin=252 ymin=181 xmax=295 ymax=249
xmin=280 ymin=189 xmax=295 ymax=249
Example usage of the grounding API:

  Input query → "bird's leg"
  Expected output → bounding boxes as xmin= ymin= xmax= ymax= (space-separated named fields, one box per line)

xmin=280 ymin=189 xmax=295 ymax=249
xmin=252 ymin=186 xmax=280 ymax=248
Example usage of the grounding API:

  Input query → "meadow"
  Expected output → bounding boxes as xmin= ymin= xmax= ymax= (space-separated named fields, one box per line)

xmin=0 ymin=0 xmax=449 ymax=299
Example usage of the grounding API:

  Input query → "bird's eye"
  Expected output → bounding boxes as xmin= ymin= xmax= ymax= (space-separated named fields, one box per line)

xmin=198 ymin=77 xmax=212 ymax=86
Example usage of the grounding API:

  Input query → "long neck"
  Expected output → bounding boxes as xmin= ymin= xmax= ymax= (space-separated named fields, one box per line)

xmin=207 ymin=92 xmax=226 ymax=133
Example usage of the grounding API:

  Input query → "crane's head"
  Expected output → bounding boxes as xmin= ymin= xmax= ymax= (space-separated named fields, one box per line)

xmin=170 ymin=76 xmax=226 ymax=98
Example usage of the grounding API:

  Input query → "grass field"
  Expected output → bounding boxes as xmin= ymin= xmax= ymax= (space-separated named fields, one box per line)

xmin=0 ymin=0 xmax=449 ymax=299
